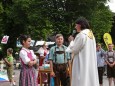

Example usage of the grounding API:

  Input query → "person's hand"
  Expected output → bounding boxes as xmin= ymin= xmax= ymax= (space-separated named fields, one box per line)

xmin=28 ymin=61 xmax=34 ymax=67
xmin=68 ymin=35 xmax=74 ymax=42
xmin=66 ymin=68 xmax=70 ymax=76
xmin=46 ymin=61 xmax=50 ymax=64
xmin=8 ymin=64 xmax=11 ymax=67
xmin=108 ymin=63 xmax=112 ymax=67
xmin=50 ymin=71 xmax=55 ymax=77
xmin=109 ymin=64 xmax=114 ymax=67
xmin=6 ymin=62 xmax=11 ymax=67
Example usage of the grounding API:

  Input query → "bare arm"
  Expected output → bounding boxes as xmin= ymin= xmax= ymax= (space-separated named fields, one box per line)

xmin=4 ymin=58 xmax=11 ymax=66
xmin=50 ymin=60 xmax=55 ymax=77
xmin=105 ymin=60 xmax=111 ymax=66
xmin=105 ymin=60 xmax=115 ymax=67
xmin=50 ymin=60 xmax=53 ymax=72
xmin=112 ymin=61 xmax=115 ymax=66
xmin=28 ymin=59 xmax=37 ymax=67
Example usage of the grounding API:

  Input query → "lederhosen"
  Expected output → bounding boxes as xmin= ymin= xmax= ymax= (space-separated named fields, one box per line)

xmin=107 ymin=51 xmax=115 ymax=78
xmin=53 ymin=46 xmax=68 ymax=86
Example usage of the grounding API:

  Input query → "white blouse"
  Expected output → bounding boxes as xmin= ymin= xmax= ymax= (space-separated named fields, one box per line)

xmin=19 ymin=47 xmax=36 ymax=64
xmin=37 ymin=47 xmax=48 ymax=56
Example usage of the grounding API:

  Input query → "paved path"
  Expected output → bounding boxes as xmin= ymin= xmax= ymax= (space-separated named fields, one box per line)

xmin=0 ymin=69 xmax=20 ymax=86
xmin=0 ymin=69 xmax=114 ymax=86
xmin=103 ymin=75 xmax=114 ymax=86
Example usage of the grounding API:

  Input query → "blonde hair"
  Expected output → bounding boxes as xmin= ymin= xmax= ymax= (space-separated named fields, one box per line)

xmin=55 ymin=34 xmax=63 ymax=39
xmin=7 ymin=48 xmax=13 ymax=54
xmin=108 ymin=43 xmax=114 ymax=47
xmin=43 ymin=41 xmax=46 ymax=45
xmin=96 ymin=43 xmax=101 ymax=47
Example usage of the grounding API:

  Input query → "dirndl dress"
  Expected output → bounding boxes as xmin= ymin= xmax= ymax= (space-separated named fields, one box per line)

xmin=19 ymin=50 xmax=37 ymax=86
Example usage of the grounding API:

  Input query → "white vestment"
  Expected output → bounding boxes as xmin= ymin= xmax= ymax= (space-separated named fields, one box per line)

xmin=70 ymin=29 xmax=99 ymax=86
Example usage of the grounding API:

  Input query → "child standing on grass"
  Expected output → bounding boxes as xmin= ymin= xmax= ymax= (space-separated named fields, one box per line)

xmin=19 ymin=35 xmax=37 ymax=86
xmin=4 ymin=48 xmax=16 ymax=86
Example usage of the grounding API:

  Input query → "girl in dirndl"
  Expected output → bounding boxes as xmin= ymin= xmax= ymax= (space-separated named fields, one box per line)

xmin=19 ymin=35 xmax=37 ymax=86
xmin=37 ymin=42 xmax=48 ymax=84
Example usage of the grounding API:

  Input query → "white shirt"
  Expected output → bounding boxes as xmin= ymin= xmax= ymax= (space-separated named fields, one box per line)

xmin=37 ymin=47 xmax=48 ymax=56
xmin=19 ymin=47 xmax=36 ymax=64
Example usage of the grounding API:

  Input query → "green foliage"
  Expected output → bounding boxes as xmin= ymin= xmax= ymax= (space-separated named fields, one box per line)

xmin=39 ymin=0 xmax=113 ymax=42
xmin=89 ymin=3 xmax=113 ymax=42
xmin=110 ymin=15 xmax=115 ymax=44
xmin=0 ymin=2 xmax=3 ymax=14
xmin=0 ymin=0 xmax=113 ymax=51
xmin=0 ymin=2 xmax=4 ymax=35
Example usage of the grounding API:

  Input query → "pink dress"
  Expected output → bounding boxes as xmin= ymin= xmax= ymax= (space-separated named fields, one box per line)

xmin=19 ymin=49 xmax=37 ymax=86
xmin=38 ymin=49 xmax=48 ymax=84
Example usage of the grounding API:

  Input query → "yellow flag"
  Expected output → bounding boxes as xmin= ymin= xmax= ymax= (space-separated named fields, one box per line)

xmin=103 ymin=33 xmax=112 ymax=49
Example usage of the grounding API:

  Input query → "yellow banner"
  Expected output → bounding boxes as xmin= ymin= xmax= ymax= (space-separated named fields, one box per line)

xmin=103 ymin=33 xmax=112 ymax=49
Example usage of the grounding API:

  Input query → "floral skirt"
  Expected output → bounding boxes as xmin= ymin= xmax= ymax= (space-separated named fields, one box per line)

xmin=19 ymin=65 xmax=37 ymax=86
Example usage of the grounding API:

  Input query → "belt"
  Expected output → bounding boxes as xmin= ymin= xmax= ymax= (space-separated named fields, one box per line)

xmin=53 ymin=63 xmax=67 ymax=65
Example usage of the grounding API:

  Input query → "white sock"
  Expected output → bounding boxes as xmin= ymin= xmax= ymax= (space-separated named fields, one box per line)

xmin=13 ymin=81 xmax=16 ymax=85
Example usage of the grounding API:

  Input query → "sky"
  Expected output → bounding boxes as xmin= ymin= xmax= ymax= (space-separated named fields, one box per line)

xmin=106 ymin=0 xmax=115 ymax=13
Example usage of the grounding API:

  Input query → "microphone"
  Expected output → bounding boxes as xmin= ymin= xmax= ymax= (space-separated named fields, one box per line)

xmin=72 ymin=29 xmax=77 ymax=37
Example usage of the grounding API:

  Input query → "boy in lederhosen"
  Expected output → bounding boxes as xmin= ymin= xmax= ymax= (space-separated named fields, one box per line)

xmin=105 ymin=43 xmax=115 ymax=86
xmin=49 ymin=34 xmax=71 ymax=86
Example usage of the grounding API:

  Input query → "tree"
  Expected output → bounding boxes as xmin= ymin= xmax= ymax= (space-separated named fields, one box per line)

xmin=0 ymin=2 xmax=4 ymax=36
xmin=42 ymin=0 xmax=113 ymax=42
xmin=0 ymin=0 xmax=54 ymax=52
xmin=0 ymin=0 xmax=113 ymax=51
xmin=110 ymin=15 xmax=115 ymax=44
xmin=89 ymin=2 xmax=113 ymax=42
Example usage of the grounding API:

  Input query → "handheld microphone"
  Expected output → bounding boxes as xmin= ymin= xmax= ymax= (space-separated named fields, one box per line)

xmin=72 ymin=29 xmax=77 ymax=37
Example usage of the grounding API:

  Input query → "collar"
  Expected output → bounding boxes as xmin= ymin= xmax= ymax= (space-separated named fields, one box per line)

xmin=22 ymin=47 xmax=30 ymax=52
xmin=81 ymin=29 xmax=94 ymax=39
xmin=55 ymin=45 xmax=64 ymax=48
xmin=22 ymin=47 xmax=29 ymax=50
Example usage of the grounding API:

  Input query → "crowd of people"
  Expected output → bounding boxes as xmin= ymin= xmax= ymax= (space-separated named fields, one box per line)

xmin=96 ymin=43 xmax=115 ymax=86
xmin=0 ymin=17 xmax=115 ymax=86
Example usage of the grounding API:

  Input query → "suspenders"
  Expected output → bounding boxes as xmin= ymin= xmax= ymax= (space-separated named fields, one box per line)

xmin=107 ymin=51 xmax=115 ymax=63
xmin=54 ymin=46 xmax=66 ymax=63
